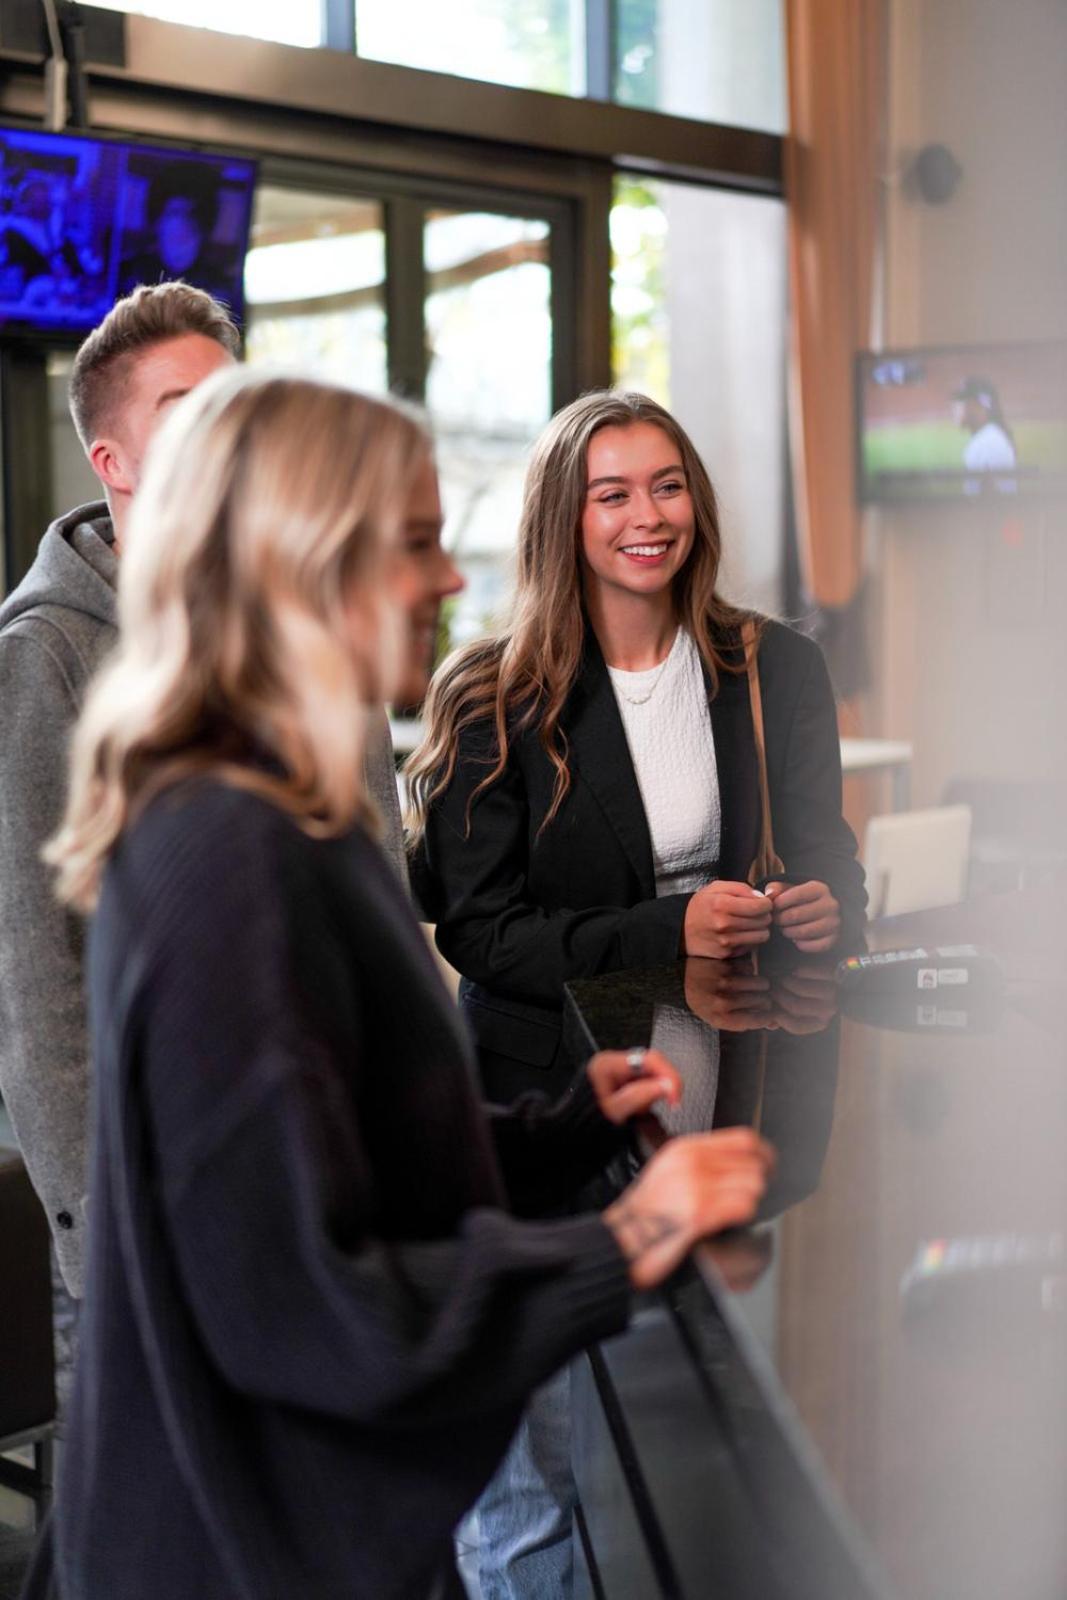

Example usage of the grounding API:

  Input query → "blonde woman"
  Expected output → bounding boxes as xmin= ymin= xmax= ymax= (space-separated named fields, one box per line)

xmin=26 ymin=370 xmax=773 ymax=1600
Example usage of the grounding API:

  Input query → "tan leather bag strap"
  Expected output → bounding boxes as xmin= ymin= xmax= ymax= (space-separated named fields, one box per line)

xmin=742 ymin=619 xmax=785 ymax=886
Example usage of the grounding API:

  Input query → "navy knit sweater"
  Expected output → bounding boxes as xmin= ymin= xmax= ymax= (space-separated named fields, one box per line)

xmin=42 ymin=780 xmax=631 ymax=1600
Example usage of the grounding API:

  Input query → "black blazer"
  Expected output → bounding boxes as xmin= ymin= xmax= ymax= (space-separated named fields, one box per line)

xmin=416 ymin=620 xmax=867 ymax=1098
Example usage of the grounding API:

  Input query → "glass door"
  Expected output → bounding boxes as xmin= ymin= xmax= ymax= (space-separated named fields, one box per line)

xmin=423 ymin=208 xmax=554 ymax=649
xmin=245 ymin=185 xmax=388 ymax=394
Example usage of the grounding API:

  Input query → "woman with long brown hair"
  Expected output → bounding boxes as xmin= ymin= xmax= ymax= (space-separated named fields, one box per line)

xmin=25 ymin=371 xmax=773 ymax=1600
xmin=410 ymin=390 xmax=866 ymax=1103
xmin=409 ymin=390 xmax=866 ymax=1599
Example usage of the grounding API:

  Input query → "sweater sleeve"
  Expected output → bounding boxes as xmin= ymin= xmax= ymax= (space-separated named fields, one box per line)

xmin=484 ymin=1068 xmax=627 ymax=1216
xmin=417 ymin=719 xmax=689 ymax=1006
xmin=161 ymin=1071 xmax=630 ymax=1428
xmin=0 ymin=631 xmax=91 ymax=1296
xmin=133 ymin=799 xmax=631 ymax=1429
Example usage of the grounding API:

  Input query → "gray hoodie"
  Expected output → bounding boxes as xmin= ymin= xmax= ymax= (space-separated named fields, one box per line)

xmin=0 ymin=501 xmax=116 ymax=1296
xmin=0 ymin=502 xmax=409 ymax=1298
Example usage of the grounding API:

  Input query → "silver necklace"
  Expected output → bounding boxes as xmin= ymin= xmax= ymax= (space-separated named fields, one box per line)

xmin=610 ymin=641 xmax=675 ymax=707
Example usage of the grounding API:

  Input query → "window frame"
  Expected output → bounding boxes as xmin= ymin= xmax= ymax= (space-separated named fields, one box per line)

xmin=0 ymin=6 xmax=782 ymax=590
xmin=0 ymin=10 xmax=781 ymax=191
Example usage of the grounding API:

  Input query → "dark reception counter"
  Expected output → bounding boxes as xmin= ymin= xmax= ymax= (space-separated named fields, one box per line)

xmin=564 ymin=894 xmax=1067 ymax=1600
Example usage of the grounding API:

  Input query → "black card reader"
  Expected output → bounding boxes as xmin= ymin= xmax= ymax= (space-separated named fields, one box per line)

xmin=835 ymin=945 xmax=1002 ymax=995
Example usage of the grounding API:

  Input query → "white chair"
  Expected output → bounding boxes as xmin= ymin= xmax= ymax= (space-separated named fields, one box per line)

xmin=863 ymin=805 xmax=972 ymax=919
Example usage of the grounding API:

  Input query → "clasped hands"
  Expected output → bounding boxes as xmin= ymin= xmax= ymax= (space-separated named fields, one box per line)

xmin=683 ymin=877 xmax=840 ymax=958
xmin=683 ymin=961 xmax=839 ymax=1036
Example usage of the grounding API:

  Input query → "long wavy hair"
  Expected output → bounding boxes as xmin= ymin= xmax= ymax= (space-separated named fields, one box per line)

xmin=48 ymin=368 xmax=430 ymax=912
xmin=406 ymin=389 xmax=757 ymax=839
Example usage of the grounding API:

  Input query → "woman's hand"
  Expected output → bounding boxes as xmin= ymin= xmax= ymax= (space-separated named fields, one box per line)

xmin=767 ymin=964 xmax=839 ymax=1033
xmin=682 ymin=962 xmax=775 ymax=1031
xmin=587 ymin=1047 xmax=682 ymax=1125
xmin=604 ymin=1128 xmax=775 ymax=1290
xmin=682 ymin=881 xmax=773 ymax=959
xmin=702 ymin=1227 xmax=775 ymax=1294
xmin=765 ymin=880 xmax=840 ymax=953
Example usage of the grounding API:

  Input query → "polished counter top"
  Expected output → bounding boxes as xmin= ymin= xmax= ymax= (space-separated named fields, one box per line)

xmin=566 ymin=896 xmax=1067 ymax=1600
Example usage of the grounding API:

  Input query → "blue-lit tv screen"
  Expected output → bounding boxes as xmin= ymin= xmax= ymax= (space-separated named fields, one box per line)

xmin=0 ymin=126 xmax=256 ymax=336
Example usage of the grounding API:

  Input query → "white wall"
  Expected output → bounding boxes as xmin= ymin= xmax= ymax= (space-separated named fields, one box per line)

xmin=876 ymin=0 xmax=1067 ymax=803
xmin=663 ymin=183 xmax=787 ymax=616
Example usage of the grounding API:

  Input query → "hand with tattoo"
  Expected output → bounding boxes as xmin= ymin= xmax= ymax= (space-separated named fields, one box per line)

xmin=603 ymin=1128 xmax=775 ymax=1290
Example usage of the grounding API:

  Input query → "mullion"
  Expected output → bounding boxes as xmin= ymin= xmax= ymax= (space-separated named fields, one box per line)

xmin=320 ymin=0 xmax=356 ymax=53
xmin=384 ymin=196 xmax=427 ymax=400
xmin=585 ymin=0 xmax=614 ymax=102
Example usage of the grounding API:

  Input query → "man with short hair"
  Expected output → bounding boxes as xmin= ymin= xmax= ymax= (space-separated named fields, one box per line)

xmin=0 ymin=281 xmax=408 ymax=1301
xmin=0 ymin=283 xmax=240 ymax=1301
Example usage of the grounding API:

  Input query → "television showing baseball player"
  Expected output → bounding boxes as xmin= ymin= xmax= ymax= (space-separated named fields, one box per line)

xmin=856 ymin=341 xmax=1067 ymax=503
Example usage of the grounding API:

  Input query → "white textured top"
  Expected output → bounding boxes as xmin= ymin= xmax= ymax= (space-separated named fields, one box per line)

xmin=649 ymin=1004 xmax=720 ymax=1135
xmin=607 ymin=628 xmax=720 ymax=898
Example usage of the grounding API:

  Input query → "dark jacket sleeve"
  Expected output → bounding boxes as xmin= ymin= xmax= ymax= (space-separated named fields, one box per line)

xmin=136 ymin=810 xmax=631 ymax=1430
xmin=485 ymin=1069 xmax=627 ymax=1215
xmin=417 ymin=720 xmax=689 ymax=1007
xmin=770 ymin=635 xmax=867 ymax=944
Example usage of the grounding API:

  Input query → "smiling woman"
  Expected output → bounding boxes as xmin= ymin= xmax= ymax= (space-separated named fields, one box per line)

xmin=408 ymin=389 xmax=868 ymax=1104
xmin=407 ymin=387 xmax=866 ymax=1599
xmin=580 ymin=422 xmax=695 ymax=617
xmin=20 ymin=369 xmax=774 ymax=1600
xmin=383 ymin=453 xmax=464 ymax=706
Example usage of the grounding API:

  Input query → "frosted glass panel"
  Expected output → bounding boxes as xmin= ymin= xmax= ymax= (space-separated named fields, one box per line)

xmin=424 ymin=210 xmax=553 ymax=647
xmin=613 ymin=177 xmax=787 ymax=613
xmin=356 ymin=0 xmax=584 ymax=94
xmin=615 ymin=0 xmax=786 ymax=133
xmin=91 ymin=0 xmax=320 ymax=46
xmin=244 ymin=187 xmax=386 ymax=394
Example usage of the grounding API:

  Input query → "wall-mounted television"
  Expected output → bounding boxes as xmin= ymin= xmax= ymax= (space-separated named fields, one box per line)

xmin=856 ymin=340 xmax=1067 ymax=504
xmin=0 ymin=125 xmax=257 ymax=337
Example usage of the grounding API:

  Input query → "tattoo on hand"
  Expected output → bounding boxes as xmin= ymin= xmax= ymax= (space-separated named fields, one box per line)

xmin=606 ymin=1203 xmax=681 ymax=1262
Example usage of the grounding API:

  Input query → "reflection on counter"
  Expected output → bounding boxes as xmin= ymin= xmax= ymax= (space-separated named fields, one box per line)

xmin=569 ymin=955 xmax=841 ymax=1219
xmin=566 ymin=912 xmax=1067 ymax=1600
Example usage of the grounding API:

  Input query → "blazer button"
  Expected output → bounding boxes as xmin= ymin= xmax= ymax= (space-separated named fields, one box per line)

xmin=56 ymin=1210 xmax=74 ymax=1230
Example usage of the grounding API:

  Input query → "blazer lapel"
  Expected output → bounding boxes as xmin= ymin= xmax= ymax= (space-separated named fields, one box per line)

xmin=564 ymin=633 xmax=657 ymax=899
xmin=705 ymin=633 xmax=761 ymax=884
xmin=563 ymin=622 xmax=762 ymax=895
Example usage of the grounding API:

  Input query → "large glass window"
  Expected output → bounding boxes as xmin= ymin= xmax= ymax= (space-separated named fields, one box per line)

xmin=47 ymin=352 xmax=98 ymax=522
xmin=614 ymin=0 xmax=786 ymax=133
xmin=613 ymin=176 xmax=787 ymax=613
xmin=354 ymin=0 xmax=585 ymax=94
xmin=244 ymin=187 xmax=387 ymax=395
xmin=91 ymin=0 xmax=321 ymax=48
xmin=241 ymin=190 xmax=555 ymax=654
xmin=95 ymin=0 xmax=785 ymax=133
xmin=424 ymin=210 xmax=553 ymax=648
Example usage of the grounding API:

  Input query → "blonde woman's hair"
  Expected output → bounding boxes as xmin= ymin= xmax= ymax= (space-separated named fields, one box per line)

xmin=48 ymin=368 xmax=430 ymax=911
xmin=406 ymin=389 xmax=757 ymax=840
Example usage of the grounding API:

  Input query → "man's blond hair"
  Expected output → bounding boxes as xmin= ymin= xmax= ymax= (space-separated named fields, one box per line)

xmin=68 ymin=281 xmax=240 ymax=448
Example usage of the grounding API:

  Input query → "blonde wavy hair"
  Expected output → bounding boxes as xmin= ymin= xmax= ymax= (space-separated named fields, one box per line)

xmin=48 ymin=368 xmax=430 ymax=912
xmin=406 ymin=389 xmax=758 ymax=840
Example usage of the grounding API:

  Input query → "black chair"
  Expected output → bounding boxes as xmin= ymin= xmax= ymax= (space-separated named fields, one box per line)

xmin=0 ymin=1147 xmax=56 ymax=1510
